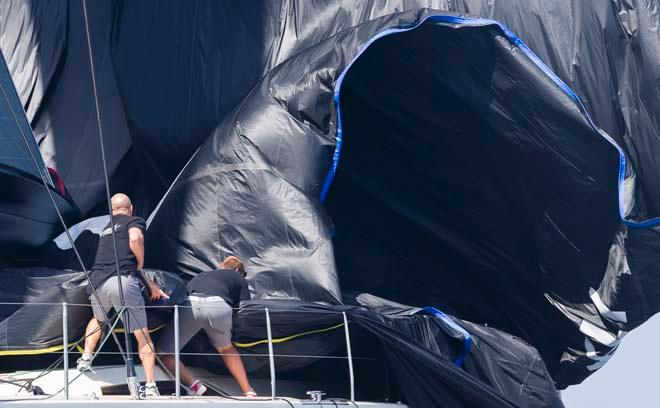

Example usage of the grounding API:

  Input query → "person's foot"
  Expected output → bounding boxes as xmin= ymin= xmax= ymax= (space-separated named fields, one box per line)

xmin=243 ymin=389 xmax=257 ymax=398
xmin=143 ymin=382 xmax=160 ymax=398
xmin=187 ymin=380 xmax=207 ymax=396
xmin=76 ymin=357 xmax=92 ymax=372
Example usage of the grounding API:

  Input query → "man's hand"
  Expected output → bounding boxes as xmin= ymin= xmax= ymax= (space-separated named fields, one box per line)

xmin=150 ymin=286 xmax=170 ymax=301
xmin=140 ymin=272 xmax=170 ymax=301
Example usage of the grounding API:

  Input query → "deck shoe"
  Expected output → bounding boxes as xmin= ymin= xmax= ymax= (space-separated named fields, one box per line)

xmin=76 ymin=357 xmax=92 ymax=372
xmin=187 ymin=380 xmax=207 ymax=396
xmin=143 ymin=382 xmax=160 ymax=398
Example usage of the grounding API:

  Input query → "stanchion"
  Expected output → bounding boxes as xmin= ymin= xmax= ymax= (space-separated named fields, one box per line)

xmin=62 ymin=303 xmax=69 ymax=400
xmin=265 ymin=308 xmax=276 ymax=400
xmin=343 ymin=312 xmax=355 ymax=401
xmin=174 ymin=305 xmax=181 ymax=399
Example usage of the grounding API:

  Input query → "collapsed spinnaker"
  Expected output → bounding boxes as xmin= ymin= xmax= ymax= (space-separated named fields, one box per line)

xmin=145 ymin=11 xmax=660 ymax=389
xmin=1 ymin=2 xmax=660 ymax=408
xmin=0 ymin=264 xmax=562 ymax=407
xmin=0 ymin=268 xmax=187 ymax=355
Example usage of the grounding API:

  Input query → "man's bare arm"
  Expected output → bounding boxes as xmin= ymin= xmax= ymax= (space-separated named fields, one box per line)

xmin=128 ymin=227 xmax=145 ymax=269
xmin=129 ymin=227 xmax=168 ymax=300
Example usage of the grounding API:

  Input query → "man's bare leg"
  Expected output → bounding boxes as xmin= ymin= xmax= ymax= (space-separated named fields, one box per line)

xmin=159 ymin=353 xmax=196 ymax=386
xmin=134 ymin=328 xmax=156 ymax=383
xmin=217 ymin=344 xmax=252 ymax=394
xmin=83 ymin=318 xmax=103 ymax=356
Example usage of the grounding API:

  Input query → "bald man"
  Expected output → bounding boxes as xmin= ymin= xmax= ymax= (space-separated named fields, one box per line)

xmin=77 ymin=193 xmax=167 ymax=398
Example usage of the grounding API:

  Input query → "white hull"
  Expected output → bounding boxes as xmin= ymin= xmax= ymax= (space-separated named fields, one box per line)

xmin=0 ymin=365 xmax=406 ymax=408
xmin=0 ymin=399 xmax=398 ymax=407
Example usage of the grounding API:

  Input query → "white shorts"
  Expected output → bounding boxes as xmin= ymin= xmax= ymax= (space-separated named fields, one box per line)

xmin=158 ymin=295 xmax=233 ymax=353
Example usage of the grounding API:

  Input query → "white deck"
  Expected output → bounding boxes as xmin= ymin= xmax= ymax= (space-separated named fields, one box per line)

xmin=0 ymin=365 xmax=406 ymax=407
xmin=0 ymin=398 xmax=398 ymax=407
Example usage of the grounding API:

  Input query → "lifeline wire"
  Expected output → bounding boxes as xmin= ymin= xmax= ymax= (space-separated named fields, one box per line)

xmin=6 ymin=310 xmax=123 ymax=396
xmin=80 ymin=4 xmax=232 ymax=395
xmin=81 ymin=0 xmax=128 ymax=331
xmin=81 ymin=0 xmax=137 ymax=392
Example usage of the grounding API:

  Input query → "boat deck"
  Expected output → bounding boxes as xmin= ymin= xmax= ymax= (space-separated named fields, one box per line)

xmin=0 ymin=365 xmax=405 ymax=407
xmin=0 ymin=396 xmax=389 ymax=407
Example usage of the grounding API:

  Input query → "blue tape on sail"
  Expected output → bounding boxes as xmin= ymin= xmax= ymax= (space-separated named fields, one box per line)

xmin=419 ymin=306 xmax=472 ymax=367
xmin=321 ymin=13 xmax=660 ymax=230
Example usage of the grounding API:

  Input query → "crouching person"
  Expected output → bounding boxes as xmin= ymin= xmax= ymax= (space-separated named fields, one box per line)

xmin=158 ymin=256 xmax=255 ymax=397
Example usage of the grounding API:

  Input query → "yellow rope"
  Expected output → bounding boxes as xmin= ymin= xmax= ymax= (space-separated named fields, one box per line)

xmin=233 ymin=322 xmax=344 ymax=348
xmin=0 ymin=325 xmax=165 ymax=356
xmin=0 ymin=344 xmax=70 ymax=356
xmin=112 ymin=324 xmax=165 ymax=334
xmin=0 ymin=322 xmax=344 ymax=355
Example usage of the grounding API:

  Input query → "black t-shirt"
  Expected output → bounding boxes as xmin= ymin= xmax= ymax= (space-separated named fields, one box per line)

xmin=187 ymin=269 xmax=250 ymax=308
xmin=88 ymin=214 xmax=146 ymax=292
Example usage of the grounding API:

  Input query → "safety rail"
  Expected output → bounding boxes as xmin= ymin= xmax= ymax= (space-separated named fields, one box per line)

xmin=0 ymin=301 xmax=358 ymax=401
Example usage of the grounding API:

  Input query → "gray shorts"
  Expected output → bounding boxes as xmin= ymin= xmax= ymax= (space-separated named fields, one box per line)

xmin=158 ymin=295 xmax=233 ymax=353
xmin=90 ymin=275 xmax=148 ymax=333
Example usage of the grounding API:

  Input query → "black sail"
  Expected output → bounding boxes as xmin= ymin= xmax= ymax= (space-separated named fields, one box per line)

xmin=1 ymin=2 xmax=660 ymax=407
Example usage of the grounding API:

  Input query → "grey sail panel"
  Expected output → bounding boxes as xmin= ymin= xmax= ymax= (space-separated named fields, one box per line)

xmin=0 ymin=50 xmax=50 ymax=185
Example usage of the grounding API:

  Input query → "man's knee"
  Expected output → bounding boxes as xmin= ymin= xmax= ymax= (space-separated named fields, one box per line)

xmin=133 ymin=328 xmax=153 ymax=346
xmin=86 ymin=318 xmax=103 ymax=332
xmin=218 ymin=344 xmax=236 ymax=354
xmin=158 ymin=350 xmax=172 ymax=361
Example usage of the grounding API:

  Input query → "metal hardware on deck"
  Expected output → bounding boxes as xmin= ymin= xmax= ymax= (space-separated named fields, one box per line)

xmin=343 ymin=311 xmax=355 ymax=401
xmin=62 ymin=302 xmax=69 ymax=400
xmin=124 ymin=308 xmax=138 ymax=399
xmin=306 ymin=390 xmax=326 ymax=402
xmin=127 ymin=370 xmax=139 ymax=399
xmin=265 ymin=308 xmax=276 ymax=400
xmin=174 ymin=305 xmax=181 ymax=399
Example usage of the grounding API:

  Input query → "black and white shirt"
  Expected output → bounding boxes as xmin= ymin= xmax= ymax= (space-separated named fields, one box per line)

xmin=88 ymin=214 xmax=146 ymax=292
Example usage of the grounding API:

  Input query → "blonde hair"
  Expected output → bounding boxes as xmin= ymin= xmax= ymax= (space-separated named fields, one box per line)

xmin=220 ymin=255 xmax=246 ymax=277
